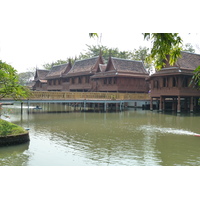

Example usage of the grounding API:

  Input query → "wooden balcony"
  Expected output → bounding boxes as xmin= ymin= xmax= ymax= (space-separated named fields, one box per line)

xmin=29 ymin=91 xmax=150 ymax=101
xmin=150 ymin=87 xmax=200 ymax=97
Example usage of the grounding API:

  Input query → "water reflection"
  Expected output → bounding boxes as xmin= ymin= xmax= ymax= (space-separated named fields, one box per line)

xmin=0 ymin=142 xmax=30 ymax=166
xmin=1 ymin=104 xmax=200 ymax=166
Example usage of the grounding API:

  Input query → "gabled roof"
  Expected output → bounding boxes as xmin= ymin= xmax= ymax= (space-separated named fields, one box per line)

xmin=108 ymin=57 xmax=148 ymax=74
xmin=92 ymin=57 xmax=149 ymax=79
xmin=149 ymin=51 xmax=200 ymax=78
xmin=176 ymin=51 xmax=200 ymax=70
xmin=65 ymin=56 xmax=104 ymax=77
xmin=46 ymin=63 xmax=72 ymax=79
xmin=33 ymin=69 xmax=49 ymax=82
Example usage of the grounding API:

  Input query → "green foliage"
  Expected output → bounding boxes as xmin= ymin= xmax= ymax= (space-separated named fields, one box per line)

xmin=18 ymin=71 xmax=35 ymax=86
xmin=190 ymin=65 xmax=200 ymax=89
xmin=0 ymin=60 xmax=30 ymax=100
xmin=43 ymin=58 xmax=76 ymax=70
xmin=0 ymin=119 xmax=26 ymax=136
xmin=182 ymin=43 xmax=195 ymax=53
xmin=143 ymin=33 xmax=183 ymax=70
xmin=78 ymin=45 xmax=132 ymax=62
xmin=89 ymin=33 xmax=98 ymax=38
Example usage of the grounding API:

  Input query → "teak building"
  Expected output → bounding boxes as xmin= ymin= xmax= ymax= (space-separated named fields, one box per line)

xmin=32 ymin=55 xmax=150 ymax=93
xmin=62 ymin=56 xmax=104 ymax=92
xmin=91 ymin=57 xmax=149 ymax=93
xmin=148 ymin=51 xmax=200 ymax=112
xmin=46 ymin=62 xmax=72 ymax=91
xmin=33 ymin=69 xmax=49 ymax=91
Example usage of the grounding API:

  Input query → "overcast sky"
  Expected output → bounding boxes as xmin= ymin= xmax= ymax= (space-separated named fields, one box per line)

xmin=1 ymin=0 xmax=200 ymax=73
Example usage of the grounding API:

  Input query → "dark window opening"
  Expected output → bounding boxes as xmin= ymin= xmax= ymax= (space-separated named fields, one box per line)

xmin=173 ymin=77 xmax=177 ymax=87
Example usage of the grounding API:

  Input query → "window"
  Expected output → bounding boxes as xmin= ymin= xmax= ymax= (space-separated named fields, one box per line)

xmin=154 ymin=80 xmax=159 ymax=89
xmin=182 ymin=77 xmax=188 ymax=87
xmin=163 ymin=77 xmax=167 ymax=87
xmin=85 ymin=76 xmax=90 ymax=83
xmin=78 ymin=77 xmax=82 ymax=84
xmin=113 ymin=77 xmax=116 ymax=84
xmin=172 ymin=77 xmax=177 ymax=87
xmin=63 ymin=78 xmax=69 ymax=83
xmin=108 ymin=78 xmax=112 ymax=84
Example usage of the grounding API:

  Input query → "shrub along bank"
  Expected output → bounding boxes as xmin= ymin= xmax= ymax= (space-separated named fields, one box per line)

xmin=0 ymin=119 xmax=29 ymax=146
xmin=0 ymin=119 xmax=27 ymax=136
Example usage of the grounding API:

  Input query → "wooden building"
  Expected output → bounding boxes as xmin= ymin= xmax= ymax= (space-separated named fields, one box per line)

xmin=91 ymin=57 xmax=149 ymax=93
xmin=32 ymin=69 xmax=49 ymax=91
xmin=45 ymin=62 xmax=72 ymax=91
xmin=148 ymin=51 xmax=200 ymax=112
xmin=63 ymin=56 xmax=104 ymax=92
xmin=32 ymin=56 xmax=150 ymax=93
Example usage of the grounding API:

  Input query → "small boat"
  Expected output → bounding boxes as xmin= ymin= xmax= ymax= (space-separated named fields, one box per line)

xmin=194 ymin=134 xmax=200 ymax=137
xmin=33 ymin=106 xmax=42 ymax=110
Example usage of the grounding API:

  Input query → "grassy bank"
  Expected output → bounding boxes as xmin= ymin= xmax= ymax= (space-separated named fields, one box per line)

xmin=0 ymin=119 xmax=27 ymax=137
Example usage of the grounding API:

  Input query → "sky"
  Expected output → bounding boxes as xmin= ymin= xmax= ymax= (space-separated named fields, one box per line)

xmin=1 ymin=0 xmax=200 ymax=74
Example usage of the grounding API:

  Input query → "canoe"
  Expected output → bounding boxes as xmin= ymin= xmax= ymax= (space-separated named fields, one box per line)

xmin=194 ymin=134 xmax=200 ymax=137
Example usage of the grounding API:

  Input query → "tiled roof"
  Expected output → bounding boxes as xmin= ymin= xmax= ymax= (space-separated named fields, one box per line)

xmin=150 ymin=51 xmax=200 ymax=77
xmin=109 ymin=57 xmax=148 ymax=74
xmin=46 ymin=63 xmax=71 ymax=79
xmin=34 ymin=69 xmax=49 ymax=82
xmin=92 ymin=57 xmax=149 ymax=79
xmin=176 ymin=51 xmax=200 ymax=70
xmin=66 ymin=56 xmax=103 ymax=76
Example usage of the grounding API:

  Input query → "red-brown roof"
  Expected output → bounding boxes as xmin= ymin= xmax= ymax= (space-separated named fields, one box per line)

xmin=33 ymin=69 xmax=49 ymax=82
xmin=65 ymin=56 xmax=104 ymax=77
xmin=46 ymin=63 xmax=72 ymax=79
xmin=149 ymin=51 xmax=200 ymax=78
xmin=109 ymin=57 xmax=148 ymax=74
xmin=92 ymin=57 xmax=149 ymax=79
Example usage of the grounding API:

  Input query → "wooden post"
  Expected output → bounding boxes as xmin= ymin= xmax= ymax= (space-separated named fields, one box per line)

xmin=190 ymin=96 xmax=194 ymax=113
xmin=163 ymin=97 xmax=165 ymax=111
xmin=172 ymin=98 xmax=175 ymax=111
xmin=150 ymin=97 xmax=153 ymax=111
xmin=177 ymin=96 xmax=181 ymax=113
xmin=120 ymin=102 xmax=122 ymax=112
xmin=84 ymin=101 xmax=86 ymax=111
xmin=27 ymin=100 xmax=30 ymax=114
xmin=104 ymin=102 xmax=107 ymax=112
xmin=159 ymin=96 xmax=163 ymax=112
xmin=21 ymin=102 xmax=23 ymax=115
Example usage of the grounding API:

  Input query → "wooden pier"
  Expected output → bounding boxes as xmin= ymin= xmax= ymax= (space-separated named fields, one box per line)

xmin=0 ymin=91 xmax=150 ymax=112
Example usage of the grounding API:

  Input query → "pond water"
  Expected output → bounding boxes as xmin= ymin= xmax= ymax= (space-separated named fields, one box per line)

xmin=1 ymin=103 xmax=200 ymax=166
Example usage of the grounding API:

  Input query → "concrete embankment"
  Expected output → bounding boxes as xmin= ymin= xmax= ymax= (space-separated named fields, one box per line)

xmin=0 ymin=132 xmax=30 ymax=147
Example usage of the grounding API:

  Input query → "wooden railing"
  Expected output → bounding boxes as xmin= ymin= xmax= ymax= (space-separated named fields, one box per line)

xmin=29 ymin=91 xmax=150 ymax=101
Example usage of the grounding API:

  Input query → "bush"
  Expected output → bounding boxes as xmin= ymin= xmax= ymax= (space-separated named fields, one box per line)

xmin=0 ymin=119 xmax=27 ymax=136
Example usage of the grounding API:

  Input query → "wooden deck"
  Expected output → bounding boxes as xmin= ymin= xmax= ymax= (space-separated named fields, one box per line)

xmin=0 ymin=92 xmax=150 ymax=112
xmin=29 ymin=91 xmax=150 ymax=101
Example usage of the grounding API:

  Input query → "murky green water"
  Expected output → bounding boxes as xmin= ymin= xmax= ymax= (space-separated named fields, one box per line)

xmin=1 ymin=103 xmax=200 ymax=166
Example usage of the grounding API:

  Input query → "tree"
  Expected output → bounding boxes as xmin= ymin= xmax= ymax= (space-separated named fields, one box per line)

xmin=43 ymin=58 xmax=76 ymax=70
xmin=182 ymin=43 xmax=195 ymax=53
xmin=130 ymin=46 xmax=153 ymax=73
xmin=0 ymin=60 xmax=30 ymax=100
xmin=89 ymin=33 xmax=183 ymax=71
xmin=18 ymin=71 xmax=35 ymax=86
xmin=143 ymin=33 xmax=183 ymax=70
xmin=78 ymin=45 xmax=132 ymax=62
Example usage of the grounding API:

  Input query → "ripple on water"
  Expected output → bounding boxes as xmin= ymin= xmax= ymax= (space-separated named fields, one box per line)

xmin=138 ymin=125 xmax=197 ymax=136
